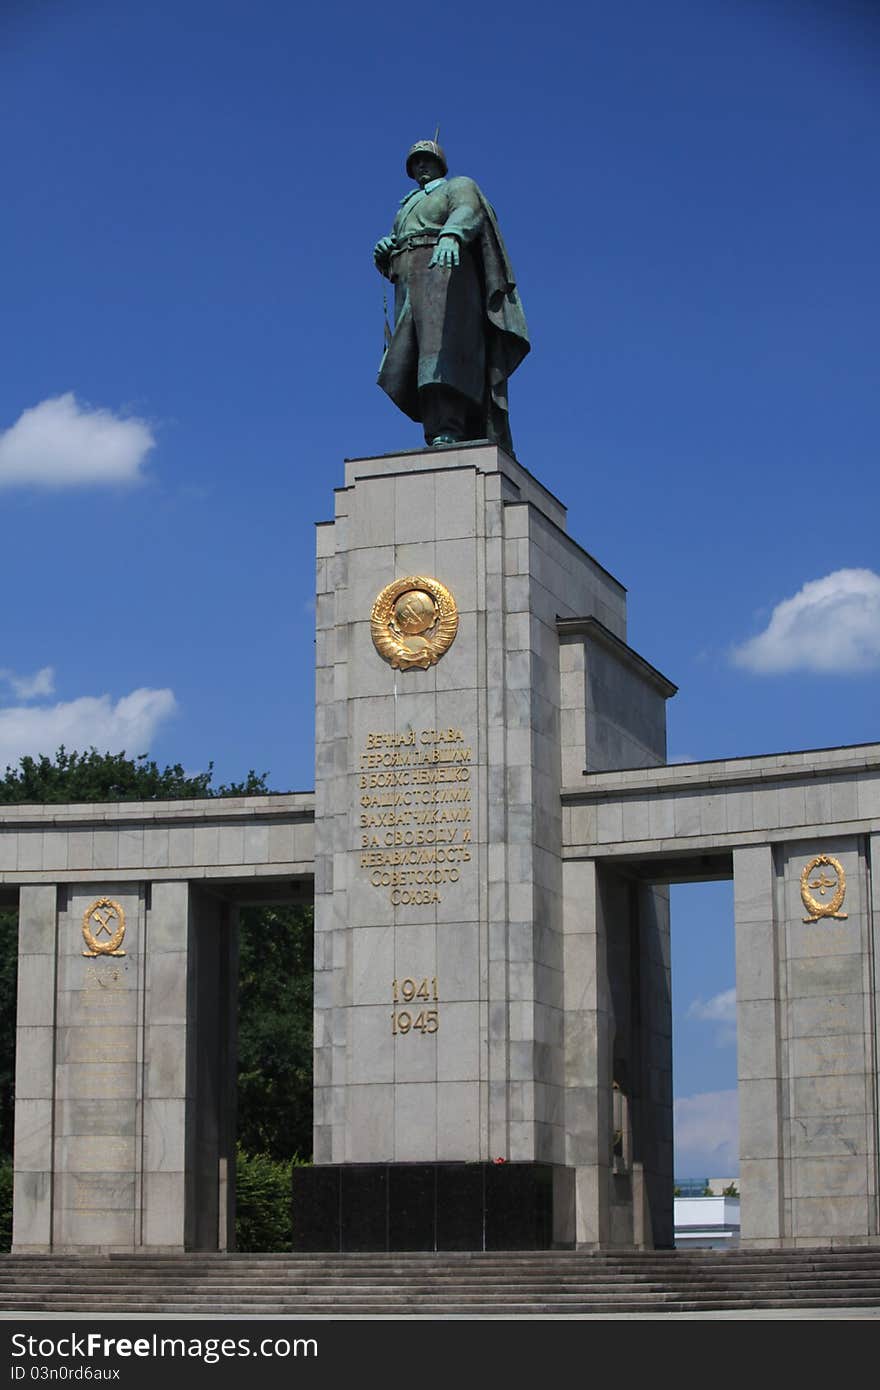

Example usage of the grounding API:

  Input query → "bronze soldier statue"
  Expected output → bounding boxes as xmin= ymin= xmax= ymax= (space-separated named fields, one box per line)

xmin=374 ymin=139 xmax=530 ymax=454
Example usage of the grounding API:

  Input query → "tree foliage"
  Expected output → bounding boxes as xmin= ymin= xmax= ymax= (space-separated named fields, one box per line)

xmin=237 ymin=904 xmax=313 ymax=1163
xmin=0 ymin=747 xmax=271 ymax=804
xmin=234 ymin=1146 xmax=307 ymax=1253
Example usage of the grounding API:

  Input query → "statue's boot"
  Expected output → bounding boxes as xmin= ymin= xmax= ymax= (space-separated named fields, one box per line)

xmin=420 ymin=385 xmax=474 ymax=446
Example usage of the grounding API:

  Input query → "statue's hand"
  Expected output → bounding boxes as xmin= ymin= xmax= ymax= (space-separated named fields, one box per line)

xmin=373 ymin=236 xmax=395 ymax=274
xmin=429 ymin=235 xmax=460 ymax=268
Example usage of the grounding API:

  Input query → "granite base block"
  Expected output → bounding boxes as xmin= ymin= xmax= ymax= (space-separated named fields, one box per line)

xmin=291 ymin=1162 xmax=569 ymax=1252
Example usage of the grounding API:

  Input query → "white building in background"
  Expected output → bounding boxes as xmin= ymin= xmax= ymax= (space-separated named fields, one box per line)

xmin=674 ymin=1179 xmax=741 ymax=1249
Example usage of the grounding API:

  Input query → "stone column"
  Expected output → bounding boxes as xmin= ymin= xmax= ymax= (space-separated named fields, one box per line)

xmin=734 ymin=844 xmax=784 ymax=1246
xmin=309 ymin=444 xmax=643 ymax=1248
xmin=12 ymin=885 xmax=59 ymax=1252
xmin=779 ymin=835 xmax=877 ymax=1245
xmin=634 ymin=880 xmax=673 ymax=1249
xmin=870 ymin=831 xmax=880 ymax=1242
xmin=142 ymin=880 xmax=192 ymax=1251
xmin=51 ymin=882 xmax=146 ymax=1252
xmin=562 ymin=858 xmax=610 ymax=1247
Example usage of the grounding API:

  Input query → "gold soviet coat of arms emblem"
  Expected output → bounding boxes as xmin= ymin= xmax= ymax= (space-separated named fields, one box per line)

xmin=800 ymin=854 xmax=848 ymax=923
xmin=82 ymin=897 xmax=127 ymax=957
xmin=370 ymin=576 xmax=458 ymax=671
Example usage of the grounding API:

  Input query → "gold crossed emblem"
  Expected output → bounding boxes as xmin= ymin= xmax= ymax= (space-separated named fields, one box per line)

xmin=370 ymin=575 xmax=458 ymax=671
xmin=800 ymin=855 xmax=848 ymax=923
xmin=82 ymin=897 xmax=127 ymax=957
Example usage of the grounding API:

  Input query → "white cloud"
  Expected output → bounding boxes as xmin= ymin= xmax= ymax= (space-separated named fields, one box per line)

xmin=688 ymin=986 xmax=737 ymax=1047
xmin=688 ymin=987 xmax=736 ymax=1023
xmin=0 ymin=393 xmax=155 ymax=489
xmin=731 ymin=568 xmax=880 ymax=674
xmin=0 ymin=666 xmax=56 ymax=700
xmin=674 ymin=1089 xmax=739 ymax=1176
xmin=0 ymin=688 xmax=177 ymax=770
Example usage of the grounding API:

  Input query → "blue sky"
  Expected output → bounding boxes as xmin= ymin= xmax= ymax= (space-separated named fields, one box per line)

xmin=1 ymin=0 xmax=878 ymax=1174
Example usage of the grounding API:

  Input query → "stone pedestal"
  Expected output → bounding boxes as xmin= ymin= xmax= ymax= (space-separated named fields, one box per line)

xmin=292 ymin=1161 xmax=559 ymax=1252
xmin=308 ymin=443 xmax=674 ymax=1247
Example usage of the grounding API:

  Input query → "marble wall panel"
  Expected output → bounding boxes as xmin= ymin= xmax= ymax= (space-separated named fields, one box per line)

xmin=437 ymin=1082 xmax=479 ymax=1159
xmin=346 ymin=1084 xmax=393 ymax=1162
xmin=394 ymin=1083 xmax=437 ymax=1161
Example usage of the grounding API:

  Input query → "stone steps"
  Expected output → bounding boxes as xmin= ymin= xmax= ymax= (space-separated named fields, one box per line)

xmin=2 ymin=1249 xmax=880 ymax=1316
xmin=4 ymin=1269 xmax=880 ymax=1288
xmin=5 ymin=1289 xmax=878 ymax=1312
xmin=4 ymin=1252 xmax=880 ymax=1267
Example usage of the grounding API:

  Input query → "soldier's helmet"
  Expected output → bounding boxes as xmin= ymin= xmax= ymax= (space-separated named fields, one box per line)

xmin=405 ymin=140 xmax=448 ymax=178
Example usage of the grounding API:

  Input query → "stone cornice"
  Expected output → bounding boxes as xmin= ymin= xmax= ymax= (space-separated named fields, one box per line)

xmin=0 ymin=791 xmax=316 ymax=831
xmin=563 ymin=743 xmax=880 ymax=803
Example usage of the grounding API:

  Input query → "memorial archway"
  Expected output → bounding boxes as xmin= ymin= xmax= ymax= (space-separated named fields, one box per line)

xmin=564 ymin=745 xmax=880 ymax=1247
xmin=2 ymin=792 xmax=314 ymax=1253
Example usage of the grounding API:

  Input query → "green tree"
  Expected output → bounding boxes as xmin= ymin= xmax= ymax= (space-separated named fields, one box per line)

xmin=237 ymin=904 xmax=313 ymax=1162
xmin=234 ymin=1147 xmax=305 ymax=1253
xmin=0 ymin=747 xmax=270 ymax=803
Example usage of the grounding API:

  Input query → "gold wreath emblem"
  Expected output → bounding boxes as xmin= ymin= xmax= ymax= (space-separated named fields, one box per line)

xmin=82 ymin=897 xmax=127 ymax=957
xmin=800 ymin=854 xmax=848 ymax=923
xmin=370 ymin=576 xmax=458 ymax=671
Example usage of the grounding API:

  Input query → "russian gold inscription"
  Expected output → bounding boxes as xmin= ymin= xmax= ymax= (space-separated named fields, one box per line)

xmin=83 ymin=964 xmax=123 ymax=989
xmin=800 ymin=854 xmax=848 ymax=923
xmin=75 ymin=967 xmax=129 ymax=1023
xmin=358 ymin=728 xmax=473 ymax=903
xmin=73 ymin=1174 xmax=133 ymax=1211
xmin=74 ymin=1064 xmax=133 ymax=1099
xmin=370 ymin=576 xmax=458 ymax=670
xmin=82 ymin=898 xmax=127 ymax=957
xmin=69 ymin=1136 xmax=133 ymax=1171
